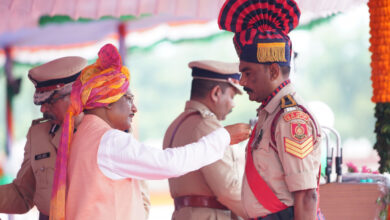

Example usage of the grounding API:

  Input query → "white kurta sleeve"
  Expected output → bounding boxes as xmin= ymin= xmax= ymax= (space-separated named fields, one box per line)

xmin=97 ymin=127 xmax=230 ymax=180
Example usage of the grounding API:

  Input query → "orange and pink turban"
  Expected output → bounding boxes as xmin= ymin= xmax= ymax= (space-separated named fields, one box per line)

xmin=49 ymin=44 xmax=130 ymax=220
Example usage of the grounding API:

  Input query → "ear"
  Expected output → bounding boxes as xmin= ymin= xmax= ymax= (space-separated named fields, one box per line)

xmin=269 ymin=63 xmax=281 ymax=81
xmin=104 ymin=103 xmax=113 ymax=110
xmin=210 ymin=85 xmax=222 ymax=103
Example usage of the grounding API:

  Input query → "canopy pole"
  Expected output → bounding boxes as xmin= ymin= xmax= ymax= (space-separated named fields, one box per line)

xmin=118 ymin=22 xmax=127 ymax=65
xmin=4 ymin=47 xmax=21 ymax=157
xmin=4 ymin=47 xmax=14 ymax=157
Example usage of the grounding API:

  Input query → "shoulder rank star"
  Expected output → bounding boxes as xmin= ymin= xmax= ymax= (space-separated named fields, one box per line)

xmin=200 ymin=109 xmax=215 ymax=118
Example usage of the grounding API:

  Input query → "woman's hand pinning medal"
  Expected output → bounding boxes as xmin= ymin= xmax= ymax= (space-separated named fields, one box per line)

xmin=225 ymin=123 xmax=252 ymax=145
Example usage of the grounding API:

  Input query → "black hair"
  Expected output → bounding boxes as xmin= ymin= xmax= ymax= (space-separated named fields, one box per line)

xmin=190 ymin=79 xmax=231 ymax=99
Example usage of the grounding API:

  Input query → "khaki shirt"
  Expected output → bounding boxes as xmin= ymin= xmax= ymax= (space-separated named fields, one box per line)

xmin=242 ymin=84 xmax=321 ymax=218
xmin=163 ymin=100 xmax=245 ymax=220
xmin=0 ymin=119 xmax=151 ymax=216
xmin=0 ymin=119 xmax=59 ymax=215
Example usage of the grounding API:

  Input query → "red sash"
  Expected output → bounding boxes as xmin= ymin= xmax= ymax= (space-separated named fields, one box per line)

xmin=245 ymin=124 xmax=288 ymax=213
xmin=247 ymin=123 xmax=324 ymax=219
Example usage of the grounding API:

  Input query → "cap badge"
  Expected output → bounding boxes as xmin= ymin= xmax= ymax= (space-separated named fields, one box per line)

xmin=228 ymin=78 xmax=239 ymax=84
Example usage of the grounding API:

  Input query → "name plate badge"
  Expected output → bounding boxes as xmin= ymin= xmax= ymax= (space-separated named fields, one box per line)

xmin=35 ymin=152 xmax=50 ymax=160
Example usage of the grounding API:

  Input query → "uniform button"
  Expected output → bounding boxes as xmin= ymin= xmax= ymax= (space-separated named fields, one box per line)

xmin=40 ymin=167 xmax=45 ymax=171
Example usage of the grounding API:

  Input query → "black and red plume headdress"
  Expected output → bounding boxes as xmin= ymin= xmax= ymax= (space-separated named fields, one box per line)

xmin=218 ymin=0 xmax=300 ymax=66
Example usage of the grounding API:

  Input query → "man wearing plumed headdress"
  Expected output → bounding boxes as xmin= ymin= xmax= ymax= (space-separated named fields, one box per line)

xmin=218 ymin=0 xmax=323 ymax=219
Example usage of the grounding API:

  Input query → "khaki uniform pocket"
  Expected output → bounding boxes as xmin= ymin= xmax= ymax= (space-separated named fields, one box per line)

xmin=33 ymin=165 xmax=54 ymax=190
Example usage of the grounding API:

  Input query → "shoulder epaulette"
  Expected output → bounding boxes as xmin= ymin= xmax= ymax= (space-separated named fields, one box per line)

xmin=280 ymin=94 xmax=297 ymax=109
xmin=199 ymin=109 xmax=216 ymax=119
xmin=31 ymin=118 xmax=48 ymax=125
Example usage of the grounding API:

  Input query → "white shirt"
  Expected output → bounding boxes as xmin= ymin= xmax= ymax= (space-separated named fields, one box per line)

xmin=97 ymin=128 xmax=230 ymax=180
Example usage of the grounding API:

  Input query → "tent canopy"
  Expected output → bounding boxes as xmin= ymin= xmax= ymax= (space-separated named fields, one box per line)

xmin=1 ymin=0 xmax=368 ymax=34
xmin=0 ymin=0 xmax=368 ymax=64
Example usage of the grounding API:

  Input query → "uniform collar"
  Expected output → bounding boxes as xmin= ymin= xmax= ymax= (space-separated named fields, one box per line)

xmin=50 ymin=125 xmax=61 ymax=150
xmin=185 ymin=100 xmax=217 ymax=119
xmin=258 ymin=83 xmax=295 ymax=115
xmin=260 ymin=79 xmax=290 ymax=109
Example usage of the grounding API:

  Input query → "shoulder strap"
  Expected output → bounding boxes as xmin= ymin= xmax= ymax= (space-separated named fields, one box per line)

xmin=270 ymin=94 xmax=298 ymax=146
xmin=32 ymin=118 xmax=47 ymax=125
xmin=168 ymin=112 xmax=200 ymax=148
xmin=280 ymin=94 xmax=297 ymax=109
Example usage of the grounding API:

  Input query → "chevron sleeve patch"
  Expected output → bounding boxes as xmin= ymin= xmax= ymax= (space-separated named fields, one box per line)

xmin=284 ymin=136 xmax=314 ymax=159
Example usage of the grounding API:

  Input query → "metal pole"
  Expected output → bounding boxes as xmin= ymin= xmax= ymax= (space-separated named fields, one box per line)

xmin=4 ymin=46 xmax=15 ymax=220
xmin=322 ymin=126 xmax=342 ymax=183
xmin=118 ymin=22 xmax=127 ymax=65
xmin=322 ymin=129 xmax=333 ymax=183
xmin=4 ymin=46 xmax=13 ymax=157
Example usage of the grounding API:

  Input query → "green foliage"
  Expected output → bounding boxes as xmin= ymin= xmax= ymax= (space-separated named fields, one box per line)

xmin=377 ymin=190 xmax=390 ymax=220
xmin=0 ymin=174 xmax=12 ymax=185
xmin=39 ymin=14 xmax=150 ymax=26
xmin=374 ymin=103 xmax=390 ymax=173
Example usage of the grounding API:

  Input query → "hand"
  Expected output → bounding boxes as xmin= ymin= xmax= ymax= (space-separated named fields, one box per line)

xmin=224 ymin=123 xmax=251 ymax=145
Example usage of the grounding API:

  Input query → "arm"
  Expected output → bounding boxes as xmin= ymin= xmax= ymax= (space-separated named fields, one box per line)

xmin=293 ymin=189 xmax=317 ymax=220
xmin=0 ymin=128 xmax=35 ymax=214
xmin=97 ymin=127 xmax=230 ymax=180
xmin=274 ymin=111 xmax=321 ymax=217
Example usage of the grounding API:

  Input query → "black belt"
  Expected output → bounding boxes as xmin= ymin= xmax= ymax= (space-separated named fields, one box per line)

xmin=251 ymin=206 xmax=294 ymax=220
xmin=174 ymin=195 xmax=229 ymax=211
xmin=39 ymin=212 xmax=49 ymax=220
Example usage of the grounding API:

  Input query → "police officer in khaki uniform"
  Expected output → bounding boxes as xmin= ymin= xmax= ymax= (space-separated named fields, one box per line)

xmin=0 ymin=57 xmax=150 ymax=219
xmin=218 ymin=0 xmax=322 ymax=220
xmin=0 ymin=57 xmax=87 ymax=219
xmin=163 ymin=60 xmax=246 ymax=220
